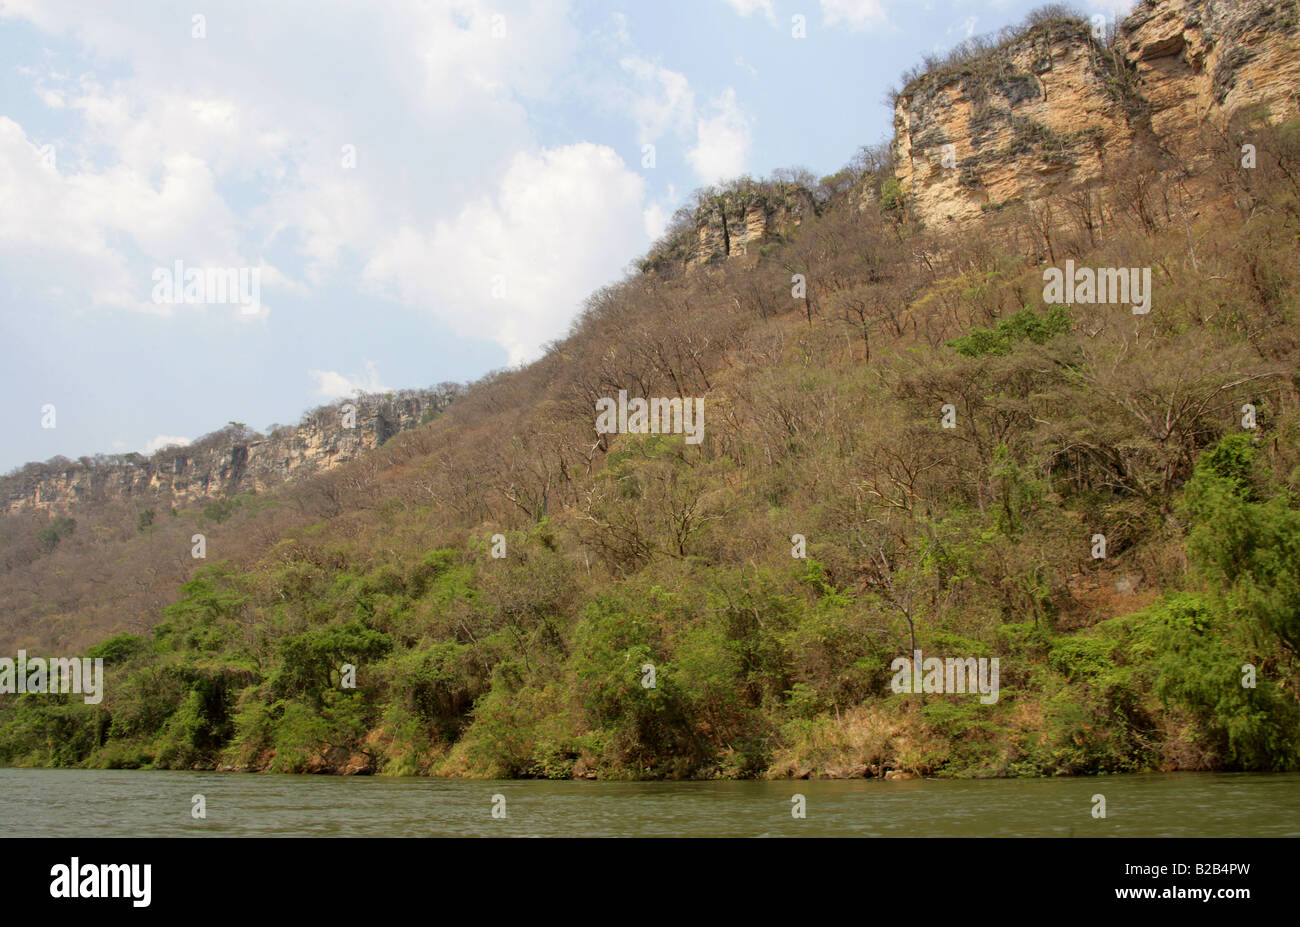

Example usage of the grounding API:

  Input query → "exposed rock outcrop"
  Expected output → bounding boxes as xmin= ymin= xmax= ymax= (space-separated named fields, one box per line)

xmin=687 ymin=184 xmax=816 ymax=266
xmin=1124 ymin=0 xmax=1300 ymax=138
xmin=8 ymin=0 xmax=1299 ymax=517
xmin=891 ymin=0 xmax=1300 ymax=229
xmin=2 ymin=388 xmax=456 ymax=514
xmin=642 ymin=181 xmax=816 ymax=272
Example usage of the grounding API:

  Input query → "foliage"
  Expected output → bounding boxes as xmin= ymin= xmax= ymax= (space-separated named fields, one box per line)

xmin=2 ymin=25 xmax=1300 ymax=779
xmin=948 ymin=305 xmax=1071 ymax=357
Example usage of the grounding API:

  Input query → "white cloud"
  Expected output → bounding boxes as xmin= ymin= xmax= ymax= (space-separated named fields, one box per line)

xmin=618 ymin=55 xmax=696 ymax=145
xmin=721 ymin=0 xmax=777 ymax=24
xmin=642 ymin=183 xmax=679 ymax=242
xmin=614 ymin=56 xmax=756 ymax=190
xmin=820 ymin=0 xmax=889 ymax=31
xmin=0 ymin=89 xmax=284 ymax=315
xmin=1086 ymin=0 xmax=1138 ymax=11
xmin=1 ymin=0 xmax=743 ymax=373
xmin=0 ymin=117 xmax=140 ymax=310
xmin=267 ymin=167 xmax=381 ymax=283
xmin=144 ymin=435 xmax=190 ymax=455
xmin=952 ymin=15 xmax=979 ymax=39
xmin=0 ymin=0 xmax=579 ymax=327
xmin=609 ymin=12 xmax=632 ymax=44
xmin=364 ymin=143 xmax=649 ymax=365
xmin=643 ymin=204 xmax=670 ymax=242
xmin=687 ymin=88 xmax=753 ymax=185
xmin=309 ymin=361 xmax=388 ymax=400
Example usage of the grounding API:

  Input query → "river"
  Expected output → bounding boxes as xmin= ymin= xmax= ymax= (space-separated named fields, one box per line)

xmin=1 ymin=768 xmax=1297 ymax=837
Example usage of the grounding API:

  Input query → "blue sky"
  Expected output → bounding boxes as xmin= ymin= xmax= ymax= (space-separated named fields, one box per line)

xmin=0 ymin=0 xmax=1131 ymax=472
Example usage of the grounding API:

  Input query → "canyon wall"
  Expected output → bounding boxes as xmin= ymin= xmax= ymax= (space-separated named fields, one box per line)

xmin=641 ymin=181 xmax=816 ymax=272
xmin=687 ymin=183 xmax=817 ymax=266
xmin=10 ymin=0 xmax=1300 ymax=514
xmin=2 ymin=389 xmax=455 ymax=514
xmin=891 ymin=0 xmax=1300 ymax=229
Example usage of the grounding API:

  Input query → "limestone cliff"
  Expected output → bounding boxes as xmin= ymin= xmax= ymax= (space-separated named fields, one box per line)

xmin=11 ymin=0 xmax=1297 ymax=514
xmin=2 ymin=388 xmax=457 ymax=514
xmin=687 ymin=183 xmax=816 ymax=266
xmin=891 ymin=0 xmax=1300 ymax=229
xmin=642 ymin=180 xmax=816 ymax=272
xmin=1124 ymin=0 xmax=1300 ymax=138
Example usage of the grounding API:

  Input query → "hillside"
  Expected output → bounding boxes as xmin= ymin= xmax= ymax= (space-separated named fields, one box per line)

xmin=2 ymin=0 xmax=1299 ymax=779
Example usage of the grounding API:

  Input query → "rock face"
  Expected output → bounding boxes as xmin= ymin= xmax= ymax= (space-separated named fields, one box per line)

xmin=1124 ymin=0 xmax=1300 ymax=139
xmin=642 ymin=181 xmax=816 ymax=272
xmin=687 ymin=184 xmax=816 ymax=266
xmin=893 ymin=17 xmax=1135 ymax=228
xmin=2 ymin=389 xmax=454 ymax=514
xmin=891 ymin=0 xmax=1300 ymax=229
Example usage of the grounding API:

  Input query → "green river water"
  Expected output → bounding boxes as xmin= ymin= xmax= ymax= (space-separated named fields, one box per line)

xmin=1 ymin=768 xmax=1297 ymax=837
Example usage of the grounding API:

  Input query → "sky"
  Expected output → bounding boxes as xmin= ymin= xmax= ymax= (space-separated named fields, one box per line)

xmin=0 ymin=0 xmax=1133 ymax=473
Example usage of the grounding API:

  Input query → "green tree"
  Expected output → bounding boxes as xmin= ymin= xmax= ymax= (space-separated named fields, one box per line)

xmin=1185 ymin=436 xmax=1300 ymax=655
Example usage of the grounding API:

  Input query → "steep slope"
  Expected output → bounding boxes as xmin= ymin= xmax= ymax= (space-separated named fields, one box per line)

xmin=2 ymin=0 xmax=1299 ymax=780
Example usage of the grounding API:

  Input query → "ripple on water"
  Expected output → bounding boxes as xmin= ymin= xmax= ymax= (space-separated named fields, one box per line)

xmin=0 ymin=769 xmax=1296 ymax=837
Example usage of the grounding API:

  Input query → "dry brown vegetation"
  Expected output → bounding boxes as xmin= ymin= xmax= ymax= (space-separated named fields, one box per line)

xmin=2 ymin=77 xmax=1299 ymax=778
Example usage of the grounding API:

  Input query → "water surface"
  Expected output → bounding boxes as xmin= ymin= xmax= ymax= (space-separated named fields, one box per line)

xmin=2 ymin=768 xmax=1296 ymax=837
